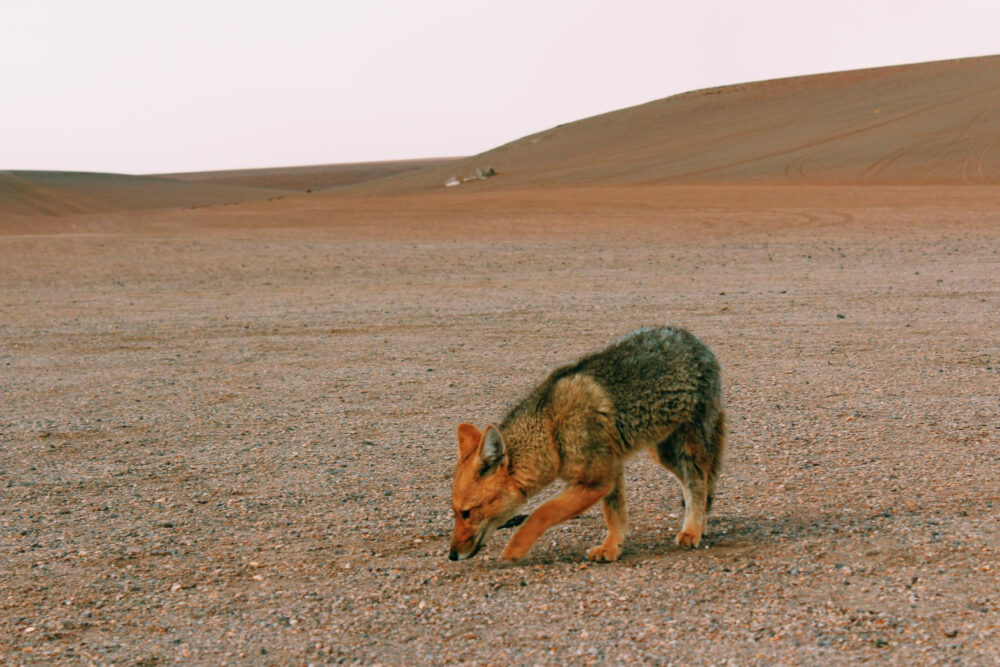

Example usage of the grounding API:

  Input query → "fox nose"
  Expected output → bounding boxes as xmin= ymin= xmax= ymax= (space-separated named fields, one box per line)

xmin=448 ymin=550 xmax=459 ymax=561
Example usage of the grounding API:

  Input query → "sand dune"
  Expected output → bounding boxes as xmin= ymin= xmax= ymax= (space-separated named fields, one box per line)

xmin=159 ymin=158 xmax=458 ymax=192
xmin=0 ymin=159 xmax=459 ymax=222
xmin=350 ymin=55 xmax=1000 ymax=193
xmin=0 ymin=171 xmax=295 ymax=221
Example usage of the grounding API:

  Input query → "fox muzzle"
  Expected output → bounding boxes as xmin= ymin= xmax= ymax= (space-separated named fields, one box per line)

xmin=448 ymin=537 xmax=482 ymax=561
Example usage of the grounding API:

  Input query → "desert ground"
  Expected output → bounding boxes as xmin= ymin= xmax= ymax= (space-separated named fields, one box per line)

xmin=2 ymin=56 xmax=999 ymax=665
xmin=2 ymin=183 xmax=998 ymax=665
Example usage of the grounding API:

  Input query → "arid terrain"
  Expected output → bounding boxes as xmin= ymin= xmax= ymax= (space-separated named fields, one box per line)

xmin=2 ymin=56 xmax=999 ymax=665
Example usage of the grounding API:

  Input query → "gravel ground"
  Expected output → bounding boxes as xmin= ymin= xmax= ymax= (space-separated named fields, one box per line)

xmin=1 ymin=185 xmax=998 ymax=664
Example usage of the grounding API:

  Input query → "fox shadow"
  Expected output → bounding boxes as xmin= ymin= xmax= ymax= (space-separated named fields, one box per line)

xmin=499 ymin=511 xmax=836 ymax=565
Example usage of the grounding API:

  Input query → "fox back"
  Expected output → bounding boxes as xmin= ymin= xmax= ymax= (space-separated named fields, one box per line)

xmin=524 ymin=325 xmax=722 ymax=454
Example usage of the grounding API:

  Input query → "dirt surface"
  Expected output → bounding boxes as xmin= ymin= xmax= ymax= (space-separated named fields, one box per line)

xmin=1 ymin=183 xmax=998 ymax=664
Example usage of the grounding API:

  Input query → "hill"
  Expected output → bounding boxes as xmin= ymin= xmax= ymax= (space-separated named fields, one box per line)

xmin=348 ymin=55 xmax=1000 ymax=194
xmin=158 ymin=158 xmax=457 ymax=192
xmin=0 ymin=171 xmax=294 ymax=221
xmin=0 ymin=159 xmax=458 ymax=222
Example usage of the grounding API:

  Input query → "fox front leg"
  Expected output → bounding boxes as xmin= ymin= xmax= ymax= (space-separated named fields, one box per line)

xmin=587 ymin=464 xmax=626 ymax=562
xmin=501 ymin=483 xmax=610 ymax=562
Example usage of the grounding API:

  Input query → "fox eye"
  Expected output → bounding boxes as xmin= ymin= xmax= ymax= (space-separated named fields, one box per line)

xmin=460 ymin=510 xmax=471 ymax=520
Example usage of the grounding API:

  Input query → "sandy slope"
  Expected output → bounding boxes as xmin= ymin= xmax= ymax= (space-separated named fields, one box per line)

xmin=0 ymin=160 xmax=458 ymax=224
xmin=0 ymin=171 xmax=295 ymax=224
xmin=158 ymin=158 xmax=458 ymax=192
xmin=349 ymin=55 xmax=1000 ymax=193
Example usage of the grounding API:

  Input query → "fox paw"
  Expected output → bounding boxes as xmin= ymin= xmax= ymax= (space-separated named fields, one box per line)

xmin=676 ymin=529 xmax=702 ymax=548
xmin=501 ymin=545 xmax=527 ymax=563
xmin=587 ymin=543 xmax=622 ymax=562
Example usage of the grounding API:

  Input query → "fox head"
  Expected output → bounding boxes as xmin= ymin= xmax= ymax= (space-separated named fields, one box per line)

xmin=449 ymin=423 xmax=525 ymax=561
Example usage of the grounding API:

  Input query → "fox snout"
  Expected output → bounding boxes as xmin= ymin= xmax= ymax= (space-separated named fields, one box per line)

xmin=448 ymin=543 xmax=481 ymax=561
xmin=448 ymin=521 xmax=482 ymax=561
xmin=449 ymin=506 xmax=524 ymax=561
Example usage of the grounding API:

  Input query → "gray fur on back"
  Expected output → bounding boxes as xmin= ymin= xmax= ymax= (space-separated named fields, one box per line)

xmin=549 ymin=326 xmax=722 ymax=451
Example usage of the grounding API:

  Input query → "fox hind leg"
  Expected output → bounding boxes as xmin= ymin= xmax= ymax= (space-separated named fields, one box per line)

xmin=679 ymin=411 xmax=727 ymax=545
xmin=674 ymin=455 xmax=709 ymax=547
xmin=587 ymin=464 xmax=626 ymax=562
xmin=653 ymin=429 xmax=709 ymax=548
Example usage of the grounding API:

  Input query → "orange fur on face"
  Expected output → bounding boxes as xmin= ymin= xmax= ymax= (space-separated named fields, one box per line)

xmin=449 ymin=424 xmax=525 ymax=561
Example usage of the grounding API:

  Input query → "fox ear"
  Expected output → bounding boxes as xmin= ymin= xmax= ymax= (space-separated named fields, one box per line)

xmin=480 ymin=425 xmax=506 ymax=467
xmin=457 ymin=423 xmax=482 ymax=459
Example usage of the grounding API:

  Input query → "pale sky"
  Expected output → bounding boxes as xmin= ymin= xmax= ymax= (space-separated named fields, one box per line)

xmin=2 ymin=1 xmax=998 ymax=175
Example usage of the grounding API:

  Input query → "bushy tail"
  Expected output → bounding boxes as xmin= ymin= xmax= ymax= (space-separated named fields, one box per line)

xmin=706 ymin=409 xmax=727 ymax=513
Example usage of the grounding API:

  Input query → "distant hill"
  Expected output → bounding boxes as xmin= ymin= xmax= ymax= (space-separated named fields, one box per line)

xmin=0 ymin=171 xmax=293 ymax=220
xmin=348 ymin=54 xmax=1000 ymax=194
xmin=159 ymin=158 xmax=458 ymax=192
xmin=0 ymin=159 xmax=457 ymax=220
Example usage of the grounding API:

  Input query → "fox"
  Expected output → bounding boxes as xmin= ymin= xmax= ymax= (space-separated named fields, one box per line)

xmin=449 ymin=326 xmax=726 ymax=563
